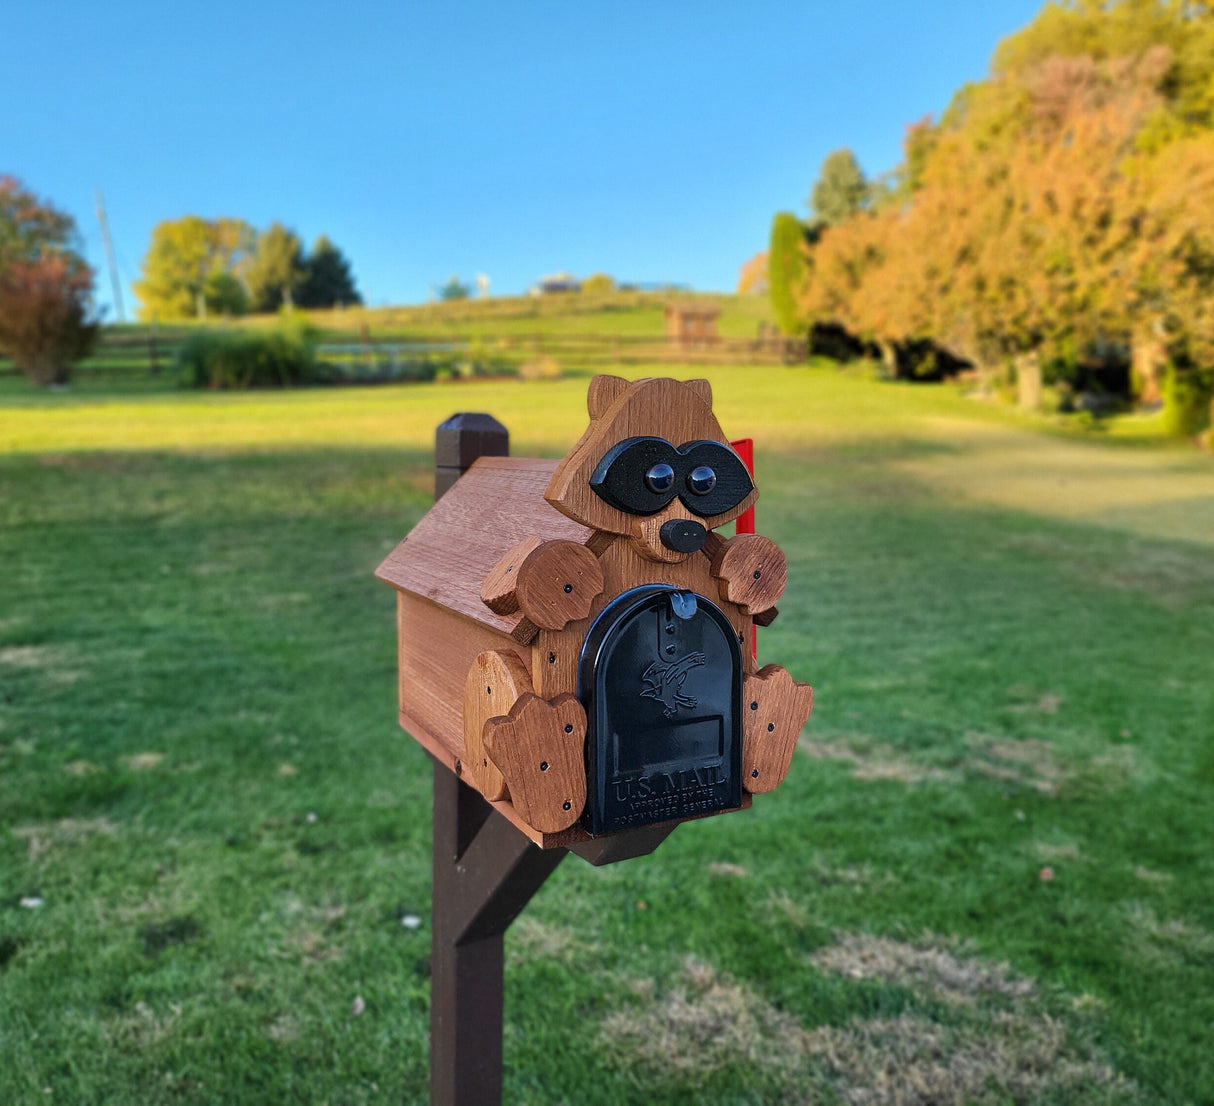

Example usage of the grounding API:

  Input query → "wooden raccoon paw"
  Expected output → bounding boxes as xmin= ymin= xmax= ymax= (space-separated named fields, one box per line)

xmin=742 ymin=664 xmax=814 ymax=794
xmin=710 ymin=534 xmax=787 ymax=616
xmin=463 ymin=650 xmax=532 ymax=802
xmin=481 ymin=538 xmax=603 ymax=631
xmin=483 ymin=693 xmax=587 ymax=833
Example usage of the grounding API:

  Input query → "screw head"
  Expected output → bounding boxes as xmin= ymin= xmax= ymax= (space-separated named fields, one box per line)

xmin=563 ymin=583 xmax=573 ymax=593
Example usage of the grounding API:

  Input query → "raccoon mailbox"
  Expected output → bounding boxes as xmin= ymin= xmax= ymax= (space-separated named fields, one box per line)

xmin=376 ymin=374 xmax=814 ymax=1105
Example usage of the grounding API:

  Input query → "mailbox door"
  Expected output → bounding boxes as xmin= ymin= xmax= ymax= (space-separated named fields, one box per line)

xmin=578 ymin=585 xmax=742 ymax=835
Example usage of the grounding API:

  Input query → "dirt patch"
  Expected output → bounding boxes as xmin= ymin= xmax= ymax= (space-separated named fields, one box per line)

xmin=798 ymin=734 xmax=949 ymax=785
xmin=287 ymin=927 xmax=342 ymax=964
xmin=266 ymin=1014 xmax=300 ymax=1043
xmin=765 ymin=890 xmax=810 ymax=928
xmin=600 ymin=945 xmax=1136 ymax=1103
xmin=1132 ymin=865 xmax=1173 ymax=884
xmin=810 ymin=932 xmax=1034 ymax=1005
xmin=964 ymin=733 xmax=1063 ymax=795
xmin=13 ymin=817 xmax=117 ymax=862
xmin=601 ymin=957 xmax=807 ymax=1079
xmin=508 ymin=917 xmax=584 ymax=963
xmin=1124 ymin=903 xmax=1214 ymax=968
xmin=706 ymin=861 xmax=749 ymax=878
xmin=1008 ymin=690 xmax=1064 ymax=715
xmin=126 ymin=752 xmax=165 ymax=771
xmin=807 ymin=1011 xmax=1135 ymax=1105
xmin=0 ymin=645 xmax=69 ymax=668
xmin=0 ymin=644 xmax=82 ymax=688
xmin=64 ymin=759 xmax=102 ymax=776
xmin=104 ymin=1000 xmax=183 ymax=1049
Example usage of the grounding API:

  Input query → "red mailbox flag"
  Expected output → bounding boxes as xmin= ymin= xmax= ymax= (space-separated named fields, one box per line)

xmin=730 ymin=438 xmax=758 ymax=660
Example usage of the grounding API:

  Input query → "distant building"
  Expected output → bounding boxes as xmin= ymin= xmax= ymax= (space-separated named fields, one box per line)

xmin=529 ymin=272 xmax=582 ymax=295
xmin=665 ymin=302 xmax=720 ymax=348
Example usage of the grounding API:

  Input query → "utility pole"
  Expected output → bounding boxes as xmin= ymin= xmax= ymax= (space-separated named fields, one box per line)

xmin=94 ymin=190 xmax=125 ymax=323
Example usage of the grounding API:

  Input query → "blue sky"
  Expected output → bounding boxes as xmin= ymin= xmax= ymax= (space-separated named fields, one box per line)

xmin=2 ymin=1 xmax=1042 ymax=316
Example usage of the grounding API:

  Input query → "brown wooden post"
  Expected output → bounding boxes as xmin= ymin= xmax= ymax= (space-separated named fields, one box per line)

xmin=430 ymin=413 xmax=565 ymax=1106
xmin=434 ymin=413 xmax=510 ymax=500
xmin=429 ymin=763 xmax=565 ymax=1105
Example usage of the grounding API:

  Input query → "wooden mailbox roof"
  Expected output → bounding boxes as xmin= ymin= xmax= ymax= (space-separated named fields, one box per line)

xmin=375 ymin=455 xmax=591 ymax=636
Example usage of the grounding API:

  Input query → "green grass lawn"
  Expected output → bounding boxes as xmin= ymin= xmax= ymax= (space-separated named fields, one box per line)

xmin=1 ymin=363 xmax=1212 ymax=1104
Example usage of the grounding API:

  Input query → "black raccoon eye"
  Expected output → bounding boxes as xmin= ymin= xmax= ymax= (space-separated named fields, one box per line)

xmin=590 ymin=437 xmax=680 ymax=515
xmin=686 ymin=465 xmax=717 ymax=495
xmin=676 ymin=441 xmax=754 ymax=518
xmin=645 ymin=463 xmax=675 ymax=493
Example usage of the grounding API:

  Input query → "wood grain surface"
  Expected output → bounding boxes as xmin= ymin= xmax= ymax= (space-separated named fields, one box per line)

xmin=710 ymin=534 xmax=787 ymax=615
xmin=483 ymin=692 xmax=587 ymax=833
xmin=741 ymin=664 xmax=814 ymax=794
xmin=480 ymin=536 xmax=543 ymax=616
xmin=377 ymin=456 xmax=591 ymax=640
xmin=462 ymin=649 xmax=532 ymax=800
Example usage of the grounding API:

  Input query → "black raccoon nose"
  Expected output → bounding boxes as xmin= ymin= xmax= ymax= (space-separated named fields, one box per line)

xmin=660 ymin=519 xmax=707 ymax=553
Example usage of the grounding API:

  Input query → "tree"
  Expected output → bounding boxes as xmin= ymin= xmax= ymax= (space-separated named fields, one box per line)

xmin=0 ymin=176 xmax=81 ymax=270
xmin=0 ymin=254 xmax=98 ymax=385
xmin=134 ymin=216 xmax=254 ymax=320
xmin=736 ymin=251 xmax=768 ymax=295
xmin=768 ymin=212 xmax=813 ymax=334
xmin=438 ymin=275 xmax=472 ymax=301
xmin=245 ymin=222 xmax=306 ymax=313
xmin=809 ymin=149 xmax=870 ymax=226
xmin=0 ymin=176 xmax=97 ymax=385
xmin=581 ymin=272 xmax=616 ymax=295
xmin=296 ymin=235 xmax=361 ymax=308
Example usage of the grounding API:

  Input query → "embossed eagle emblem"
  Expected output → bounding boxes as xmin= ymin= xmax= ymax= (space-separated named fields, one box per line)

xmin=640 ymin=652 xmax=707 ymax=718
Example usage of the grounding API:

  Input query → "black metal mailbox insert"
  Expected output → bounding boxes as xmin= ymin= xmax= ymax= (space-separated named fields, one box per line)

xmin=578 ymin=585 xmax=743 ymax=835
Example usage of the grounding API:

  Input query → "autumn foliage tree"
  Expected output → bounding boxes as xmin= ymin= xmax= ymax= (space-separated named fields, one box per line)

xmin=0 ymin=176 xmax=98 ymax=386
xmin=793 ymin=0 xmax=1214 ymax=433
xmin=135 ymin=215 xmax=255 ymax=320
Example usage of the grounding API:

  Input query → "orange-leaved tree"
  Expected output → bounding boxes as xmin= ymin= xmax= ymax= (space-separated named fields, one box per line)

xmin=0 ymin=176 xmax=97 ymax=386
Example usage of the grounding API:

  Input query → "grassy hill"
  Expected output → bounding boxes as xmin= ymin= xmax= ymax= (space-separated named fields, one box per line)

xmin=1 ymin=345 xmax=1212 ymax=1101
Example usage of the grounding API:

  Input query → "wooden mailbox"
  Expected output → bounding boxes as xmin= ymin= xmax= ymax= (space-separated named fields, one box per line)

xmin=376 ymin=374 xmax=814 ymax=848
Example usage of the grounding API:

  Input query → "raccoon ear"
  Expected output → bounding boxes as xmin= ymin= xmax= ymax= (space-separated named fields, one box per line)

xmin=587 ymin=374 xmax=631 ymax=419
xmin=684 ymin=379 xmax=712 ymax=407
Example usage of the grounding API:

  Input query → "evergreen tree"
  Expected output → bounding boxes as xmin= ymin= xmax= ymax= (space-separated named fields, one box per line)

xmin=768 ymin=212 xmax=814 ymax=334
xmin=809 ymin=149 xmax=870 ymax=226
xmin=297 ymin=236 xmax=361 ymax=308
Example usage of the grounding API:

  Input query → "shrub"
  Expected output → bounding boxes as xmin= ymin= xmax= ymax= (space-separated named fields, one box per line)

xmin=1162 ymin=363 xmax=1214 ymax=438
xmin=176 ymin=321 xmax=320 ymax=389
xmin=0 ymin=254 xmax=98 ymax=386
